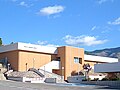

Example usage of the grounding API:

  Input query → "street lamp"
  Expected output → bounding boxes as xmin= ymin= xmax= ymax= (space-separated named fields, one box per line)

xmin=25 ymin=63 xmax=28 ymax=71
xmin=7 ymin=63 xmax=10 ymax=71
xmin=44 ymin=66 xmax=45 ymax=76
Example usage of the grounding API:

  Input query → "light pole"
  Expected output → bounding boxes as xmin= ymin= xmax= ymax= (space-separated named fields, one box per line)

xmin=25 ymin=63 xmax=28 ymax=71
xmin=7 ymin=63 xmax=10 ymax=71
xmin=44 ymin=66 xmax=45 ymax=76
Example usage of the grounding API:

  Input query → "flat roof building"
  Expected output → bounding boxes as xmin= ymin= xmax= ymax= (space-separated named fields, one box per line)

xmin=0 ymin=42 xmax=118 ymax=80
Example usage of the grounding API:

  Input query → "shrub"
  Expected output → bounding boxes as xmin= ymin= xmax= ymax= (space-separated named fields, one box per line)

xmin=111 ymin=78 xmax=120 ymax=81
xmin=82 ymin=79 xmax=87 ymax=81
xmin=101 ymin=77 xmax=120 ymax=81
xmin=91 ymin=78 xmax=99 ymax=81
xmin=101 ymin=78 xmax=109 ymax=81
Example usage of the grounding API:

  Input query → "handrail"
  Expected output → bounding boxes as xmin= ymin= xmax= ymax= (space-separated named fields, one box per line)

xmin=28 ymin=68 xmax=44 ymax=77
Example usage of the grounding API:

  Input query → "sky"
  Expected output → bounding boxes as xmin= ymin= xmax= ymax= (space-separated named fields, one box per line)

xmin=0 ymin=0 xmax=120 ymax=51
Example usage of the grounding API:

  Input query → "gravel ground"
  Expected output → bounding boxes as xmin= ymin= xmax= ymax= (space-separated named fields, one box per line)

xmin=0 ymin=80 xmax=119 ymax=90
xmin=7 ymin=71 xmax=40 ymax=78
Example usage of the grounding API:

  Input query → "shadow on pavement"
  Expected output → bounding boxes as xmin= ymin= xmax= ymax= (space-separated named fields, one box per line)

xmin=94 ymin=86 xmax=120 ymax=89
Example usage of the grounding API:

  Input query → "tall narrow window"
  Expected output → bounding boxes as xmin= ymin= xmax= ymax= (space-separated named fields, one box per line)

xmin=79 ymin=58 xmax=82 ymax=64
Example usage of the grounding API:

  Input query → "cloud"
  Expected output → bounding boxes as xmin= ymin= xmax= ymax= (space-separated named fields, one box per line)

xmin=19 ymin=1 xmax=33 ymax=7
xmin=108 ymin=17 xmax=120 ymax=25
xmin=37 ymin=5 xmax=64 ymax=16
xmin=63 ymin=35 xmax=107 ymax=46
xmin=37 ymin=41 xmax=59 ymax=48
xmin=101 ymin=26 xmax=112 ymax=33
xmin=19 ymin=1 xmax=28 ymax=7
xmin=97 ymin=0 xmax=108 ymax=4
xmin=97 ymin=0 xmax=114 ymax=4
xmin=91 ymin=26 xmax=97 ymax=31
xmin=37 ymin=41 xmax=48 ymax=45
xmin=45 ymin=44 xmax=59 ymax=47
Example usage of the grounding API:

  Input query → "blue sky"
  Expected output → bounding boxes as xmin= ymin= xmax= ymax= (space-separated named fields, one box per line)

xmin=0 ymin=0 xmax=120 ymax=51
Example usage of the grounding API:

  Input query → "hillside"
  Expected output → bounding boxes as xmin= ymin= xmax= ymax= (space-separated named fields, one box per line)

xmin=85 ymin=47 xmax=120 ymax=58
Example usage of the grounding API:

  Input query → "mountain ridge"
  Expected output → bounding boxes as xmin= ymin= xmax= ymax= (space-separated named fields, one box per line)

xmin=85 ymin=47 xmax=120 ymax=58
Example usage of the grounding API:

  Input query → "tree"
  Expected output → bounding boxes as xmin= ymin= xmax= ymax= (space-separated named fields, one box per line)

xmin=83 ymin=63 xmax=92 ymax=79
xmin=0 ymin=38 xmax=2 ymax=46
xmin=83 ymin=63 xmax=91 ymax=73
xmin=10 ymin=42 xmax=14 ymax=44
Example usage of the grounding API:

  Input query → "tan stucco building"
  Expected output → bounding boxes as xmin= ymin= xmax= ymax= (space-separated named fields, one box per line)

xmin=0 ymin=42 xmax=118 ymax=80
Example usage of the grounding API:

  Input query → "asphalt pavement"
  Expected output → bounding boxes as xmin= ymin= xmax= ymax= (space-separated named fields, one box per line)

xmin=0 ymin=80 xmax=119 ymax=90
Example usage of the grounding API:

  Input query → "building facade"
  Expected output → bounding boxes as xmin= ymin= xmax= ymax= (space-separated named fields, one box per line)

xmin=0 ymin=42 xmax=118 ymax=80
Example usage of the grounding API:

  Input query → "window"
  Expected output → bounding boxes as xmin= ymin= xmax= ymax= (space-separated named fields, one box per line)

xmin=57 ymin=57 xmax=60 ymax=61
xmin=79 ymin=58 xmax=82 ymax=64
xmin=74 ymin=57 xmax=82 ymax=64
xmin=74 ymin=57 xmax=79 ymax=63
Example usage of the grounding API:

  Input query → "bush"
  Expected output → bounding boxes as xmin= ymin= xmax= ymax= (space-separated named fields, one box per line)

xmin=111 ymin=78 xmax=120 ymax=81
xmin=91 ymin=78 xmax=99 ymax=81
xmin=82 ymin=79 xmax=87 ymax=81
xmin=101 ymin=77 xmax=120 ymax=81
xmin=82 ymin=78 xmax=92 ymax=81
xmin=87 ymin=78 xmax=91 ymax=81
xmin=101 ymin=78 xmax=109 ymax=81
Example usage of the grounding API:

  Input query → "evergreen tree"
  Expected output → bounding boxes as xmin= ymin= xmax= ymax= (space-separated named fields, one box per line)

xmin=10 ymin=42 xmax=14 ymax=44
xmin=0 ymin=38 xmax=2 ymax=46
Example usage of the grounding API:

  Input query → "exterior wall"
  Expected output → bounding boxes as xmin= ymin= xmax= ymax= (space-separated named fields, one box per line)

xmin=18 ymin=50 xmax=52 ymax=71
xmin=0 ymin=50 xmax=19 ymax=71
xmin=94 ymin=62 xmax=120 ymax=73
xmin=85 ymin=55 xmax=118 ymax=63
xmin=84 ymin=54 xmax=118 ymax=70
xmin=0 ymin=50 xmax=53 ymax=71
xmin=84 ymin=61 xmax=97 ymax=66
xmin=67 ymin=76 xmax=85 ymax=83
xmin=84 ymin=60 xmax=104 ymax=69
xmin=57 ymin=46 xmax=84 ymax=80
xmin=56 ymin=46 xmax=64 ymax=79
xmin=40 ymin=61 xmax=60 ymax=73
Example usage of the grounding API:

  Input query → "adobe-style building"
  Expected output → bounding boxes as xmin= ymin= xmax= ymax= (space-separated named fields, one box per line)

xmin=0 ymin=42 xmax=118 ymax=80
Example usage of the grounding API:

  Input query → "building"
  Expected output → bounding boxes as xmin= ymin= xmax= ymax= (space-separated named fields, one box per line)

xmin=94 ymin=62 xmax=120 ymax=73
xmin=0 ymin=42 xmax=118 ymax=80
xmin=94 ymin=61 xmax=120 ymax=80
xmin=84 ymin=55 xmax=118 ymax=69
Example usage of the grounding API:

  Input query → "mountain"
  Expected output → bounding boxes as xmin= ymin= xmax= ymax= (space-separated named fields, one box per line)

xmin=85 ymin=47 xmax=120 ymax=58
